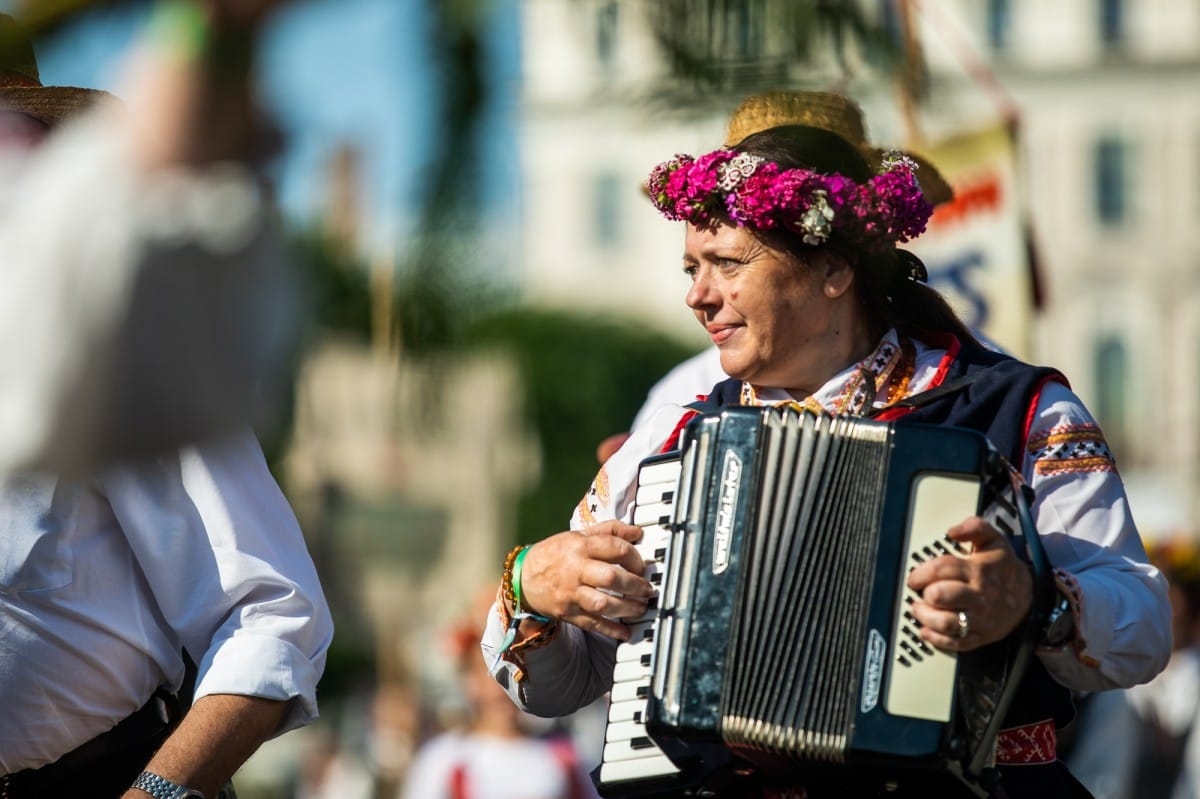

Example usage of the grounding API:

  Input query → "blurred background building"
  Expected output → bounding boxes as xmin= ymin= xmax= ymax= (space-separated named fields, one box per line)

xmin=517 ymin=0 xmax=1200 ymax=540
xmin=5 ymin=0 xmax=1200 ymax=796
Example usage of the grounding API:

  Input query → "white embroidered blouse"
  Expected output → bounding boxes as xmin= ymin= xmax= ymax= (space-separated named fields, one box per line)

xmin=483 ymin=331 xmax=1170 ymax=718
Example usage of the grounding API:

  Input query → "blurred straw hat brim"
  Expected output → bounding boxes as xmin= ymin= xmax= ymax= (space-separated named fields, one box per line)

xmin=0 ymin=13 xmax=114 ymax=127
xmin=724 ymin=90 xmax=954 ymax=207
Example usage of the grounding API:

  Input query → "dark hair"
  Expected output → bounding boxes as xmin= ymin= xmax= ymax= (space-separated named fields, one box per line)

xmin=730 ymin=125 xmax=982 ymax=349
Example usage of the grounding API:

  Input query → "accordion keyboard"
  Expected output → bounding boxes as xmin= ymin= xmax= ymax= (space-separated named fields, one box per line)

xmin=598 ymin=457 xmax=682 ymax=787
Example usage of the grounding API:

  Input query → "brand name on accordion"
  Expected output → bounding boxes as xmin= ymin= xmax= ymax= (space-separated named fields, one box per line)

xmin=861 ymin=629 xmax=886 ymax=713
xmin=713 ymin=450 xmax=742 ymax=574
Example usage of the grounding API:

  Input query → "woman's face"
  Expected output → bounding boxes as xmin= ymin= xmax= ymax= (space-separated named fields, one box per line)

xmin=683 ymin=221 xmax=860 ymax=395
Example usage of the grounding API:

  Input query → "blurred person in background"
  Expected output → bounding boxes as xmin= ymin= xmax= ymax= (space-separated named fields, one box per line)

xmin=286 ymin=727 xmax=373 ymax=799
xmin=0 ymin=0 xmax=300 ymax=475
xmin=1066 ymin=536 xmax=1200 ymax=799
xmin=0 ymin=5 xmax=333 ymax=799
xmin=401 ymin=588 xmax=598 ymax=799
xmin=483 ymin=92 xmax=1171 ymax=798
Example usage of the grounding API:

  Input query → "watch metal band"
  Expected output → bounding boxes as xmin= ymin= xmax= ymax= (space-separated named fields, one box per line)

xmin=131 ymin=770 xmax=206 ymax=799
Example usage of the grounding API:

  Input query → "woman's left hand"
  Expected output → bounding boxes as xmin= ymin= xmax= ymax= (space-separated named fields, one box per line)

xmin=905 ymin=516 xmax=1034 ymax=652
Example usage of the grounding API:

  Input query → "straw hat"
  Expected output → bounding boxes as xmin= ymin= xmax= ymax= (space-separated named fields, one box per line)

xmin=724 ymin=89 xmax=953 ymax=206
xmin=0 ymin=13 xmax=112 ymax=127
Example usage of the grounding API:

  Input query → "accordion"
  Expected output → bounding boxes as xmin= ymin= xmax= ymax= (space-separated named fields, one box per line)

xmin=595 ymin=406 xmax=1052 ymax=798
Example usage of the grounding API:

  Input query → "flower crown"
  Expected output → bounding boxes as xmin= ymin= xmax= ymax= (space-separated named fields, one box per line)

xmin=646 ymin=147 xmax=933 ymax=253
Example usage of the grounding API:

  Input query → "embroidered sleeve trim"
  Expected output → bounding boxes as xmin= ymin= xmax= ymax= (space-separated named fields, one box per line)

xmin=576 ymin=466 xmax=612 ymax=527
xmin=1026 ymin=423 xmax=1116 ymax=477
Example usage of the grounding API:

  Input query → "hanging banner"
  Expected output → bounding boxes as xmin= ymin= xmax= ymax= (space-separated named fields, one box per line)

xmin=908 ymin=123 xmax=1037 ymax=359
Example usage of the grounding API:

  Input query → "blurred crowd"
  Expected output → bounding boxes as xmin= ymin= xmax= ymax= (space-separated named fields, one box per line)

xmin=273 ymin=586 xmax=605 ymax=799
xmin=273 ymin=538 xmax=1200 ymax=799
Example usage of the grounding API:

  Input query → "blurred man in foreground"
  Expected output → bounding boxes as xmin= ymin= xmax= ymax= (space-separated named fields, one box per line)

xmin=0 ymin=5 xmax=333 ymax=798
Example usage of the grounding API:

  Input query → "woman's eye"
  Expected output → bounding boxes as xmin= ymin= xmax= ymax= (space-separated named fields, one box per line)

xmin=682 ymin=264 xmax=698 ymax=278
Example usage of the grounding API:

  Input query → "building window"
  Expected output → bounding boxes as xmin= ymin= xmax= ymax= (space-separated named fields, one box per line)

xmin=593 ymin=171 xmax=622 ymax=249
xmin=1094 ymin=136 xmax=1129 ymax=225
xmin=725 ymin=2 xmax=757 ymax=58
xmin=596 ymin=2 xmax=618 ymax=67
xmin=1099 ymin=0 xmax=1123 ymax=47
xmin=986 ymin=0 xmax=1010 ymax=51
xmin=1093 ymin=335 xmax=1129 ymax=453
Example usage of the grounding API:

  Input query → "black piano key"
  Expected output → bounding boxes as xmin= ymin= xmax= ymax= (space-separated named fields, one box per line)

xmin=631 ymin=736 xmax=655 ymax=750
xmin=640 ymin=653 xmax=652 ymax=666
xmin=636 ymin=685 xmax=648 ymax=699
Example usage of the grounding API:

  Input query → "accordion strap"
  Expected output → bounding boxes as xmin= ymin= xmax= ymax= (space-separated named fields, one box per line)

xmin=866 ymin=373 xmax=981 ymax=417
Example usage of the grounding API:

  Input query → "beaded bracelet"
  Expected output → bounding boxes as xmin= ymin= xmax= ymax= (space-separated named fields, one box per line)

xmin=491 ymin=544 xmax=553 ymax=674
xmin=512 ymin=545 xmax=535 ymax=613
xmin=500 ymin=544 xmax=523 ymax=610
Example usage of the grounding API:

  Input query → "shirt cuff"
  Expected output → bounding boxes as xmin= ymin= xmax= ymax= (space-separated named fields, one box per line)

xmin=193 ymin=634 xmax=325 ymax=736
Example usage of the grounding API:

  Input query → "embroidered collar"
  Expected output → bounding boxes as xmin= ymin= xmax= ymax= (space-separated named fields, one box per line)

xmin=740 ymin=329 xmax=917 ymax=416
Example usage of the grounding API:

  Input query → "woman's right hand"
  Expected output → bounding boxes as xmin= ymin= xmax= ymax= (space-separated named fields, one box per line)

xmin=518 ymin=520 xmax=655 ymax=641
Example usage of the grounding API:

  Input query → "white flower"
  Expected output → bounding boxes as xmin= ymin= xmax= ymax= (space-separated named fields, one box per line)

xmin=717 ymin=153 xmax=764 ymax=192
xmin=799 ymin=189 xmax=835 ymax=245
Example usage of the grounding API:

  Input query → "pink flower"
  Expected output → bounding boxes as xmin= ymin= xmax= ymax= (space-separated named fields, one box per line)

xmin=645 ymin=146 xmax=933 ymax=252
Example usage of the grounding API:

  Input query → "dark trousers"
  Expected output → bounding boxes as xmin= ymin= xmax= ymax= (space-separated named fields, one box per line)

xmin=0 ymin=691 xmax=178 ymax=799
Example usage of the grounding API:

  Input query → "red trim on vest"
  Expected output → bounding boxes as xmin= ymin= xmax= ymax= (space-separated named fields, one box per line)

xmin=926 ymin=332 xmax=962 ymax=387
xmin=662 ymin=408 xmax=701 ymax=454
xmin=870 ymin=404 xmax=912 ymax=422
xmin=869 ymin=334 xmax=963 ymax=423
xmin=995 ymin=718 xmax=1057 ymax=765
xmin=1022 ymin=373 xmax=1069 ymax=451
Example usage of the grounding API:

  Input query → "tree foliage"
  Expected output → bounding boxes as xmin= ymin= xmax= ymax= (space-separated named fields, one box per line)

xmin=465 ymin=309 xmax=699 ymax=544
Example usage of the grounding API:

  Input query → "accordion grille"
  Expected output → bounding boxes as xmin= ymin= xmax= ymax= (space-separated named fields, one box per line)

xmin=717 ymin=413 xmax=890 ymax=762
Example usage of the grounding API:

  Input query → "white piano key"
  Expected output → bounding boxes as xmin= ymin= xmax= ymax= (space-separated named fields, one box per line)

xmin=613 ymin=658 xmax=652 ymax=684
xmin=602 ymin=736 xmax=665 ymax=763
xmin=635 ymin=526 xmax=671 ymax=554
xmin=606 ymin=719 xmax=654 ymax=743
xmin=637 ymin=460 xmax=681 ymax=487
xmin=606 ymin=698 xmax=647 ymax=723
xmin=635 ymin=482 xmax=676 ymax=507
xmin=633 ymin=501 xmax=673 ymax=527
xmin=611 ymin=680 xmax=650 ymax=703
xmin=626 ymin=619 xmax=656 ymax=644
xmin=615 ymin=638 xmax=656 ymax=663
xmin=600 ymin=753 xmax=680 ymax=783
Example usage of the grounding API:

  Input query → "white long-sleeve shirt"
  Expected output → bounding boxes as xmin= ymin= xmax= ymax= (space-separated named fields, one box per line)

xmin=484 ymin=332 xmax=1171 ymax=718
xmin=0 ymin=429 xmax=333 ymax=773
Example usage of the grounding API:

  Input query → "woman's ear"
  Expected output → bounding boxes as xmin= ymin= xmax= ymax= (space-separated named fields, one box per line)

xmin=818 ymin=250 xmax=855 ymax=299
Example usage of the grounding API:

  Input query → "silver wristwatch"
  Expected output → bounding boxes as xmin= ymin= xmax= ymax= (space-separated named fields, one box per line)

xmin=131 ymin=771 xmax=206 ymax=799
xmin=1041 ymin=590 xmax=1076 ymax=647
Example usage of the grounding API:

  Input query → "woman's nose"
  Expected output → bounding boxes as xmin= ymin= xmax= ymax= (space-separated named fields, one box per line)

xmin=685 ymin=269 xmax=717 ymax=310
